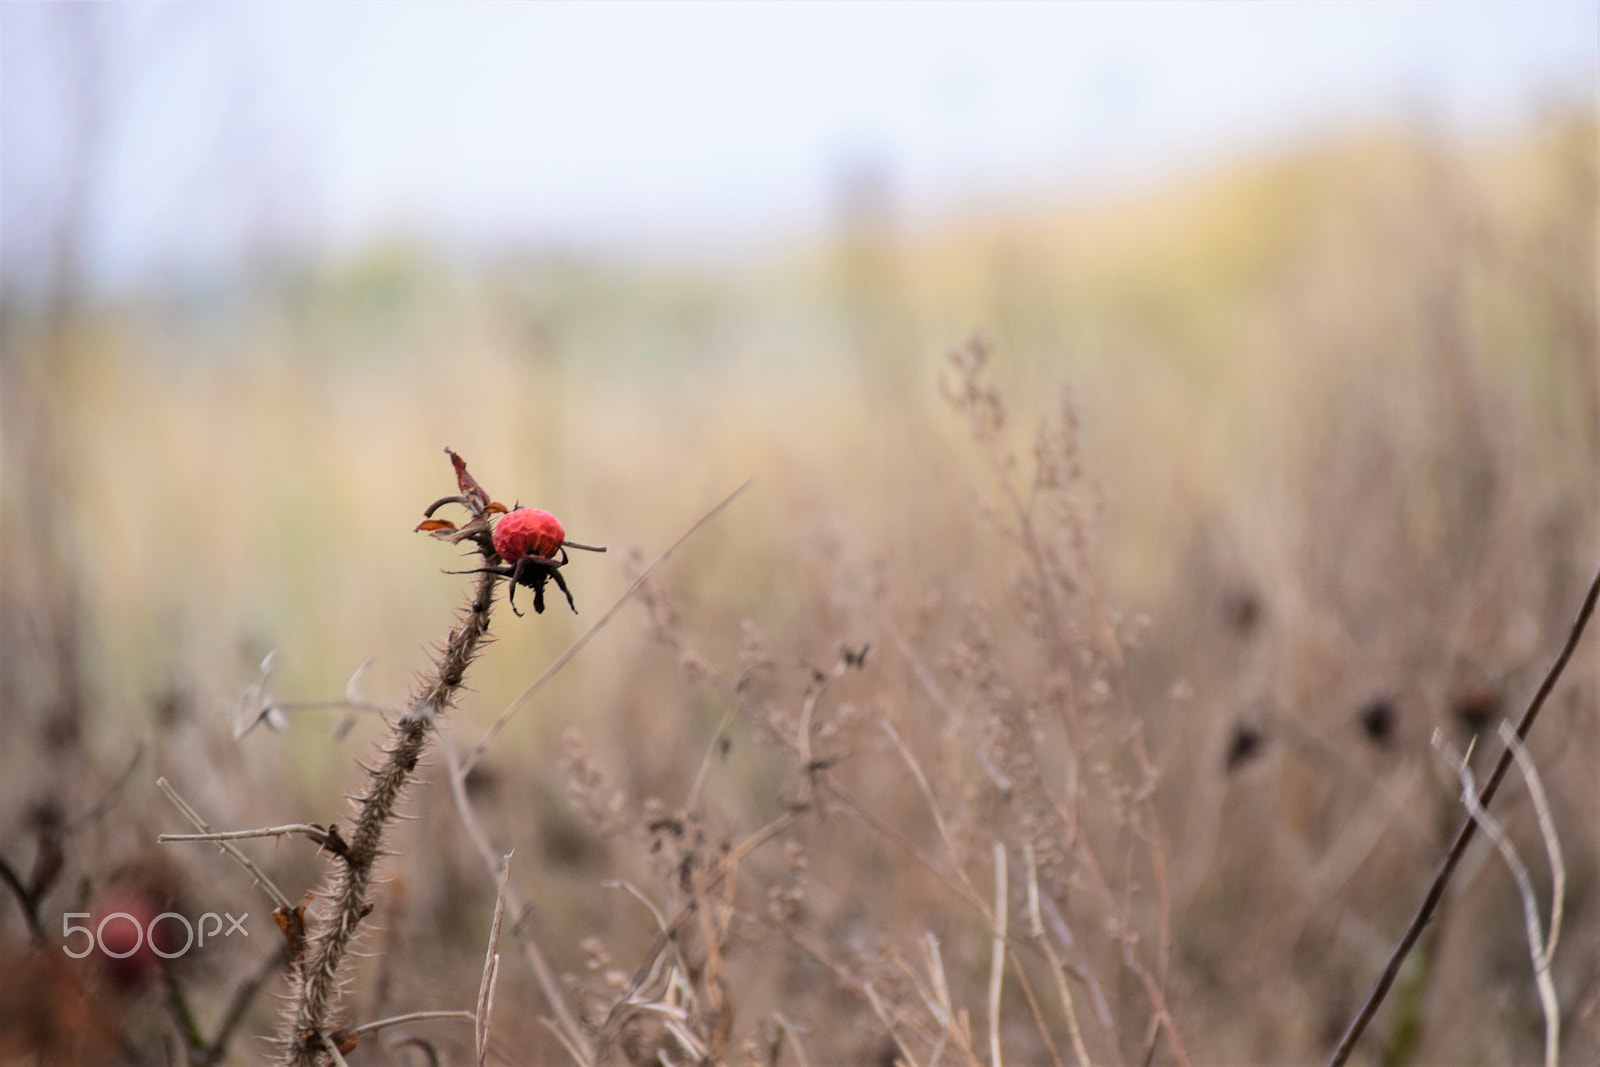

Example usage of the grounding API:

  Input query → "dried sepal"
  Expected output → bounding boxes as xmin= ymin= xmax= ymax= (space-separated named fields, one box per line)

xmin=415 ymin=519 xmax=457 ymax=533
xmin=447 ymin=447 xmax=490 ymax=506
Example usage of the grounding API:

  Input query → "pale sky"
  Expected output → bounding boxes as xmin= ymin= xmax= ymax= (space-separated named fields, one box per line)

xmin=2 ymin=1 xmax=1594 ymax=291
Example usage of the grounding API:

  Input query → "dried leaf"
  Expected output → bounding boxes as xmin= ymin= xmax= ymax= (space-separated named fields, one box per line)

xmin=447 ymin=448 xmax=489 ymax=505
xmin=416 ymin=519 xmax=458 ymax=533
xmin=485 ymin=501 xmax=509 ymax=515
xmin=274 ymin=896 xmax=311 ymax=962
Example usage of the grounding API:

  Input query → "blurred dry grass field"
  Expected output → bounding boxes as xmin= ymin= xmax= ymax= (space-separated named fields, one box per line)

xmin=2 ymin=114 xmax=1597 ymax=1066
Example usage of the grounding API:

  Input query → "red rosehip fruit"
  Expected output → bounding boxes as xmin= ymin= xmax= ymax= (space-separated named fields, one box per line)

xmin=493 ymin=507 xmax=565 ymax=562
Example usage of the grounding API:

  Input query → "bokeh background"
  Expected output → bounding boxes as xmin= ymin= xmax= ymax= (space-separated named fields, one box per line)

xmin=2 ymin=4 xmax=1597 ymax=1065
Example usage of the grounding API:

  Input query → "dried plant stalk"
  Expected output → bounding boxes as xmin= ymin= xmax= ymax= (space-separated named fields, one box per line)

xmin=279 ymin=565 xmax=500 ymax=1065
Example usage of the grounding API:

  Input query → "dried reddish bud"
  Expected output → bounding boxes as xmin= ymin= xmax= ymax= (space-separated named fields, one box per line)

xmin=493 ymin=508 xmax=566 ymax=562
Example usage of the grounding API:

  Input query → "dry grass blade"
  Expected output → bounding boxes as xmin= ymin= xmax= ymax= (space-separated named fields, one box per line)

xmin=349 ymin=1011 xmax=475 ymax=1038
xmin=1500 ymin=721 xmax=1566 ymax=969
xmin=459 ymin=479 xmax=751 ymax=776
xmin=1433 ymin=731 xmax=1562 ymax=1067
xmin=476 ymin=852 xmax=511 ymax=1067
xmin=1328 ymin=561 xmax=1600 ymax=1067
xmin=987 ymin=842 xmax=1008 ymax=1067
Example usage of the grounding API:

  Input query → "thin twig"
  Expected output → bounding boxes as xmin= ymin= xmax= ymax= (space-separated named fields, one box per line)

xmin=1328 ymin=561 xmax=1600 ymax=1067
xmin=349 ymin=1010 xmax=476 ymax=1038
xmin=157 ymin=777 xmax=294 ymax=912
xmin=460 ymin=480 xmax=751 ymax=776
xmin=159 ymin=824 xmax=334 ymax=845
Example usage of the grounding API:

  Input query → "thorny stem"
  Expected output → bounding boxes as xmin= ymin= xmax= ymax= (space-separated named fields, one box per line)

xmin=279 ymin=566 xmax=501 ymax=1065
xmin=1327 ymin=561 xmax=1600 ymax=1067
